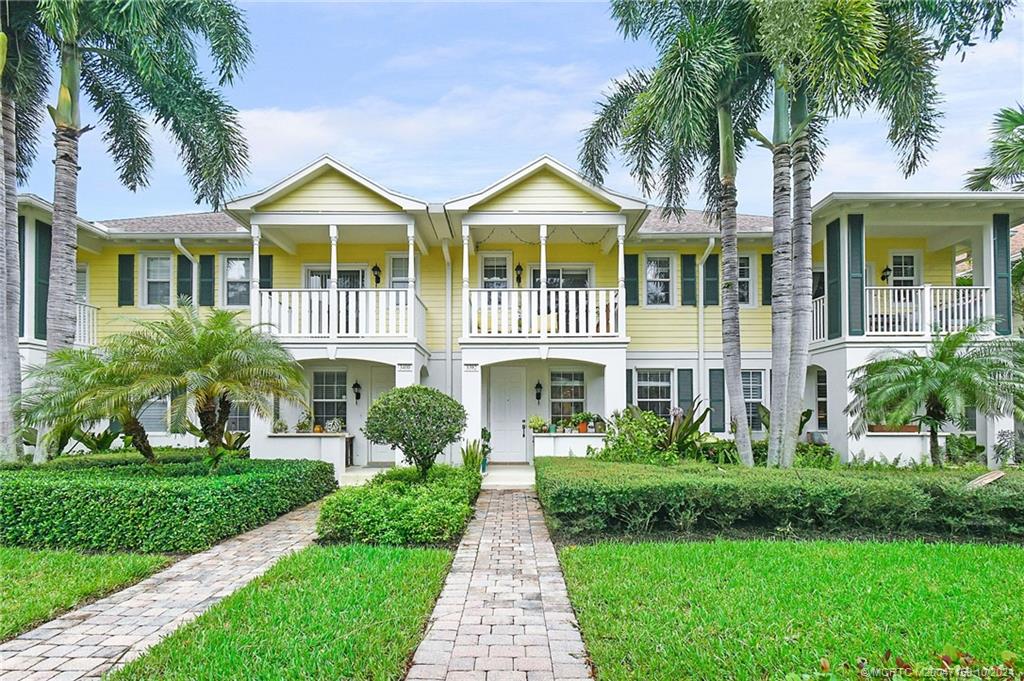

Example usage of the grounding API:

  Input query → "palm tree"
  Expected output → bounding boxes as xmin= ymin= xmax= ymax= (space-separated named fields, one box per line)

xmin=36 ymin=0 xmax=251 ymax=353
xmin=119 ymin=305 xmax=307 ymax=458
xmin=966 ymin=104 xmax=1024 ymax=191
xmin=19 ymin=344 xmax=164 ymax=461
xmin=846 ymin=325 xmax=1024 ymax=468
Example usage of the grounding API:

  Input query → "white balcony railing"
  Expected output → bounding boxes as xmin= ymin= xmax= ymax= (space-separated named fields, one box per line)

xmin=75 ymin=302 xmax=98 ymax=346
xmin=466 ymin=287 xmax=622 ymax=338
xmin=258 ymin=288 xmax=421 ymax=340
xmin=929 ymin=286 xmax=988 ymax=334
xmin=811 ymin=296 xmax=826 ymax=342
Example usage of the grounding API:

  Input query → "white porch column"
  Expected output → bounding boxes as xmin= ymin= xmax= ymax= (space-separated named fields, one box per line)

xmin=250 ymin=225 xmax=261 ymax=325
xmin=603 ymin=351 xmax=627 ymax=416
xmin=462 ymin=224 xmax=470 ymax=338
xmin=616 ymin=223 xmax=626 ymax=337
xmin=461 ymin=360 xmax=483 ymax=450
xmin=976 ymin=220 xmax=996 ymax=320
xmin=407 ymin=222 xmax=416 ymax=339
xmin=328 ymin=224 xmax=338 ymax=339
xmin=539 ymin=224 xmax=548 ymax=339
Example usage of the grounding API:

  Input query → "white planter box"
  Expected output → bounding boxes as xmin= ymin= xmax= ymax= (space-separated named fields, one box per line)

xmin=532 ymin=433 xmax=605 ymax=458
xmin=259 ymin=433 xmax=354 ymax=483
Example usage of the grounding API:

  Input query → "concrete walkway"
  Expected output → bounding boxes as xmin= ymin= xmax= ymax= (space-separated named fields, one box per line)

xmin=0 ymin=503 xmax=319 ymax=680
xmin=407 ymin=489 xmax=591 ymax=681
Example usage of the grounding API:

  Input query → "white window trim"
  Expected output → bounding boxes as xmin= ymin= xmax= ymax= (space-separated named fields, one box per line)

xmin=478 ymin=251 xmax=513 ymax=289
xmin=140 ymin=252 xmax=175 ymax=309
xmin=887 ymin=249 xmax=923 ymax=287
xmin=642 ymin=252 xmax=674 ymax=307
xmin=737 ymin=252 xmax=757 ymax=308
xmin=740 ymin=369 xmax=766 ymax=432
xmin=549 ymin=368 xmax=586 ymax=423
xmin=76 ymin=263 xmax=89 ymax=304
xmin=634 ymin=368 xmax=674 ymax=419
xmin=385 ymin=251 xmax=419 ymax=291
xmin=220 ymin=252 xmax=252 ymax=308
xmin=311 ymin=368 xmax=349 ymax=427
xmin=301 ymin=262 xmax=369 ymax=288
xmin=526 ymin=262 xmax=596 ymax=289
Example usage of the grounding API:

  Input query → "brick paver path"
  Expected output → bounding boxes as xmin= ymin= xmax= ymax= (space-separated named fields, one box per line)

xmin=0 ymin=503 xmax=319 ymax=680
xmin=407 ymin=489 xmax=591 ymax=681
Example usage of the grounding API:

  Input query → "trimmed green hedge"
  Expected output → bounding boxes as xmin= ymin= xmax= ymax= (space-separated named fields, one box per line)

xmin=0 ymin=447 xmax=206 ymax=472
xmin=536 ymin=458 xmax=1024 ymax=539
xmin=0 ymin=459 xmax=337 ymax=553
xmin=317 ymin=465 xmax=481 ymax=546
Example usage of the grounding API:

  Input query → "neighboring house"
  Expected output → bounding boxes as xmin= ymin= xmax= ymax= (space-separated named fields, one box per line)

xmin=15 ymin=156 xmax=1022 ymax=473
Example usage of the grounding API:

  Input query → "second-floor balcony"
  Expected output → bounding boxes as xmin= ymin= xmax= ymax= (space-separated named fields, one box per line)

xmin=811 ymin=285 xmax=990 ymax=343
xmin=257 ymin=287 xmax=426 ymax=342
xmin=465 ymin=287 xmax=622 ymax=339
xmin=75 ymin=302 xmax=99 ymax=346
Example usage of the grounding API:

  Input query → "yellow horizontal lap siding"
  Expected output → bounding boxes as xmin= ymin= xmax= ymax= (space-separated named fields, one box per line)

xmin=255 ymin=168 xmax=401 ymax=213
xmin=863 ymin=237 xmax=954 ymax=286
xmin=472 ymin=169 xmax=619 ymax=212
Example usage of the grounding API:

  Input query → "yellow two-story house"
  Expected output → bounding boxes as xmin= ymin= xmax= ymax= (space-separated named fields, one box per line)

xmin=16 ymin=156 xmax=1023 ymax=475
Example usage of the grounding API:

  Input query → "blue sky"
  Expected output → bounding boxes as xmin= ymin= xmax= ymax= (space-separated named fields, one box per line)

xmin=21 ymin=2 xmax=1024 ymax=220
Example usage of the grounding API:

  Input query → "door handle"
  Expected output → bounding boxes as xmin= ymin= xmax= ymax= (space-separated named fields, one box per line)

xmin=522 ymin=419 xmax=526 ymax=437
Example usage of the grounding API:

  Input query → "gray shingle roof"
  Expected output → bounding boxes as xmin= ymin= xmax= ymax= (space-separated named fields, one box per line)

xmin=99 ymin=211 xmax=244 ymax=234
xmin=639 ymin=208 xmax=772 ymax=235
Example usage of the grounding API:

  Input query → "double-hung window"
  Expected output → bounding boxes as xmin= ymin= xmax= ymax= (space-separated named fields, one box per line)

xmin=737 ymin=256 xmax=752 ymax=304
xmin=550 ymin=371 xmax=584 ymax=424
xmin=741 ymin=370 xmax=764 ymax=431
xmin=224 ymin=255 xmax=251 ymax=306
xmin=390 ymin=255 xmax=412 ymax=289
xmin=226 ymin=403 xmax=251 ymax=432
xmin=636 ymin=369 xmax=672 ymax=420
xmin=891 ymin=254 xmax=917 ymax=287
xmin=645 ymin=255 xmax=671 ymax=305
xmin=142 ymin=255 xmax=172 ymax=306
xmin=482 ymin=256 xmax=510 ymax=289
xmin=312 ymin=370 xmax=347 ymax=428
xmin=530 ymin=267 xmax=590 ymax=289
xmin=76 ymin=265 xmax=88 ymax=303
xmin=816 ymin=369 xmax=828 ymax=430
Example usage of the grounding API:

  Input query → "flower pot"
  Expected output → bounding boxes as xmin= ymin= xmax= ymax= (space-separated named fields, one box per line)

xmin=868 ymin=424 xmax=920 ymax=433
xmin=548 ymin=424 xmax=557 ymax=433
xmin=577 ymin=421 xmax=589 ymax=433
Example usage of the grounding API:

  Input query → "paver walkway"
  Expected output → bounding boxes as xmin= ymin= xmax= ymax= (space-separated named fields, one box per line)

xmin=407 ymin=489 xmax=591 ymax=681
xmin=0 ymin=503 xmax=319 ymax=680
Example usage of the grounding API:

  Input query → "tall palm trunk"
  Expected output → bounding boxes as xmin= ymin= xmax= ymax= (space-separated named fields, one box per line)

xmin=46 ymin=45 xmax=83 ymax=354
xmin=767 ymin=74 xmax=792 ymax=466
xmin=782 ymin=91 xmax=813 ymax=468
xmin=1 ymin=92 xmax=20 ymax=460
xmin=718 ymin=104 xmax=754 ymax=467
xmin=0 ymin=88 xmax=12 ymax=461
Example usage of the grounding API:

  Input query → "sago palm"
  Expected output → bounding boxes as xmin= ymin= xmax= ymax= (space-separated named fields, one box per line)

xmin=966 ymin=104 xmax=1024 ymax=191
xmin=846 ymin=324 xmax=1024 ymax=467
xmin=35 ymin=0 xmax=251 ymax=353
xmin=119 ymin=305 xmax=307 ymax=457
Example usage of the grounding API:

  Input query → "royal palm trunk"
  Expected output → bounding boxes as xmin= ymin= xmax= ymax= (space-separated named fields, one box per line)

xmin=718 ymin=105 xmax=754 ymax=467
xmin=0 ymin=91 xmax=13 ymax=460
xmin=2 ymin=95 xmax=20 ymax=458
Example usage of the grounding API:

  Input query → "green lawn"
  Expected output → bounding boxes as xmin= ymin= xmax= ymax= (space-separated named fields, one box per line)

xmin=113 ymin=544 xmax=451 ymax=681
xmin=0 ymin=547 xmax=167 ymax=640
xmin=560 ymin=540 xmax=1024 ymax=680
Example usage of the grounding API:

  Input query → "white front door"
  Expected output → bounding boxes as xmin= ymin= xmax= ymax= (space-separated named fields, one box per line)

xmin=488 ymin=366 xmax=527 ymax=463
xmin=369 ymin=366 xmax=395 ymax=464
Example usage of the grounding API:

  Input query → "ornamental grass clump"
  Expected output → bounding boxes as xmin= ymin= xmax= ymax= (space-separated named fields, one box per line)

xmin=363 ymin=386 xmax=466 ymax=478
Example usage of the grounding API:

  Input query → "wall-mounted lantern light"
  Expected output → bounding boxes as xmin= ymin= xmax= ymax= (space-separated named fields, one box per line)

xmin=352 ymin=381 xmax=362 ymax=402
xmin=534 ymin=380 xmax=543 ymax=403
xmin=515 ymin=262 xmax=524 ymax=286
xmin=371 ymin=264 xmax=382 ymax=286
xmin=880 ymin=266 xmax=892 ymax=283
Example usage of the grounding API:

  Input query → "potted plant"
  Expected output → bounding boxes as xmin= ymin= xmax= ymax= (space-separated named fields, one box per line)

xmin=294 ymin=411 xmax=312 ymax=433
xmin=561 ymin=419 xmax=573 ymax=434
xmin=325 ymin=417 xmax=344 ymax=433
xmin=480 ymin=427 xmax=491 ymax=473
xmin=548 ymin=422 xmax=557 ymax=433
xmin=593 ymin=415 xmax=606 ymax=434
xmin=570 ymin=412 xmax=595 ymax=433
xmin=528 ymin=415 xmax=547 ymax=434
xmin=272 ymin=418 xmax=289 ymax=434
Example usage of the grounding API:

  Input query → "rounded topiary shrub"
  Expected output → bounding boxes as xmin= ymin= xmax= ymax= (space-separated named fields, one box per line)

xmin=363 ymin=386 xmax=466 ymax=478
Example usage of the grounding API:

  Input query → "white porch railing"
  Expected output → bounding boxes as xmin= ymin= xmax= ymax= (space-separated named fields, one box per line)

xmin=858 ymin=285 xmax=989 ymax=337
xmin=259 ymin=288 xmax=420 ymax=339
xmin=811 ymin=296 xmax=826 ymax=342
xmin=466 ymin=287 xmax=622 ymax=338
xmin=75 ymin=302 xmax=98 ymax=346
xmin=929 ymin=286 xmax=988 ymax=334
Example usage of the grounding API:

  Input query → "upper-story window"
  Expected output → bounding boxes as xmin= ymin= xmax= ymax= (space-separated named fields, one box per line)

xmin=390 ymin=255 xmax=412 ymax=289
xmin=530 ymin=267 xmax=590 ymax=289
xmin=142 ymin=255 xmax=172 ymax=306
xmin=224 ymin=255 xmax=251 ymax=306
xmin=645 ymin=255 xmax=671 ymax=305
xmin=76 ymin=265 xmax=88 ymax=303
xmin=737 ymin=256 xmax=752 ymax=305
xmin=891 ymin=254 xmax=917 ymax=287
xmin=482 ymin=256 xmax=510 ymax=289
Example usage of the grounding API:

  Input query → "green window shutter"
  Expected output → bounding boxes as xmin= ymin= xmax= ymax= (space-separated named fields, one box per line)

xmin=761 ymin=254 xmax=772 ymax=306
xmin=626 ymin=369 xmax=634 ymax=405
xmin=994 ymin=214 xmax=1012 ymax=335
xmin=825 ymin=219 xmax=842 ymax=339
xmin=34 ymin=222 xmax=51 ymax=340
xmin=677 ymin=369 xmax=693 ymax=410
xmin=18 ymin=216 xmax=24 ymax=337
xmin=680 ymin=254 xmax=697 ymax=306
xmin=847 ymin=214 xmax=865 ymax=336
xmin=703 ymin=254 xmax=720 ymax=306
xmin=259 ymin=254 xmax=274 ymax=289
xmin=709 ymin=368 xmax=725 ymax=432
xmin=198 ymin=255 xmax=215 ymax=306
xmin=176 ymin=255 xmax=193 ymax=303
xmin=624 ymin=254 xmax=639 ymax=306
xmin=117 ymin=254 xmax=135 ymax=307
